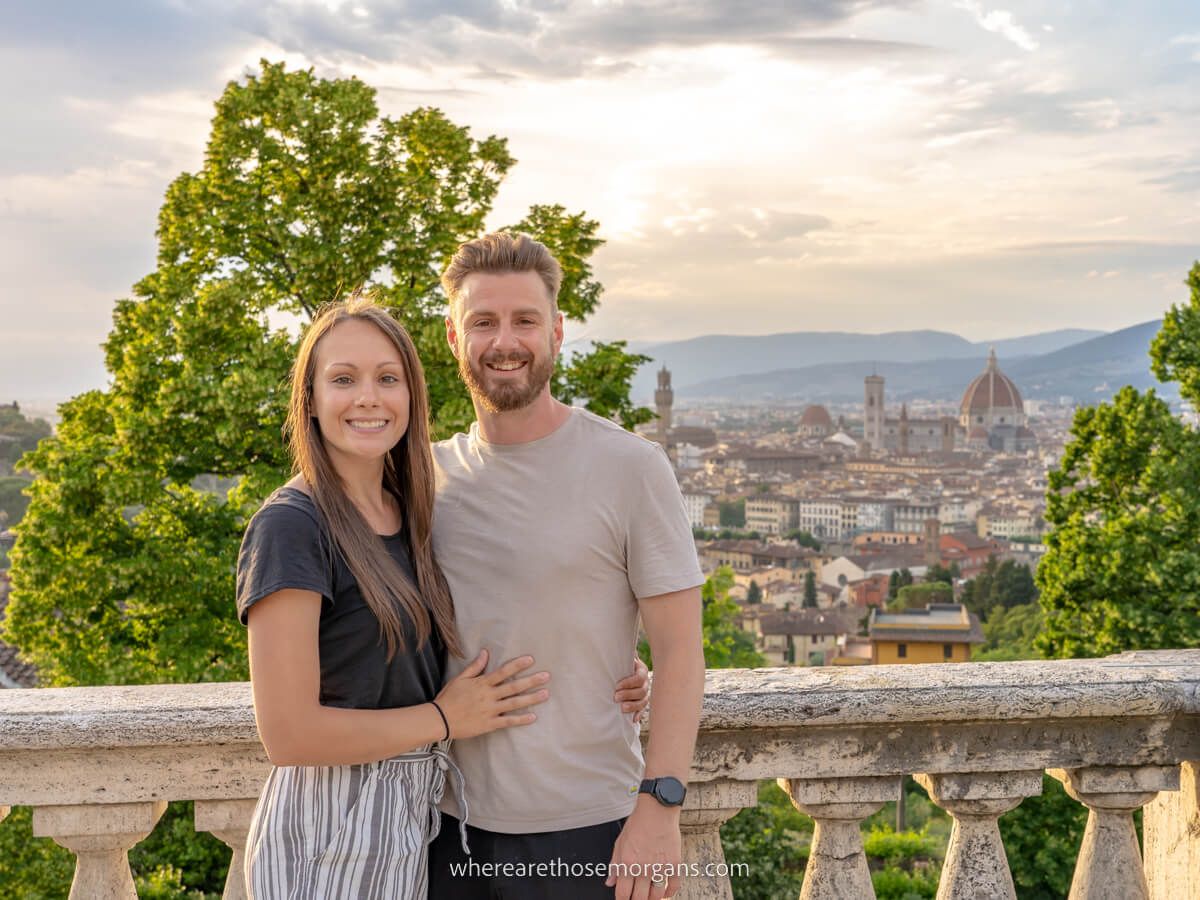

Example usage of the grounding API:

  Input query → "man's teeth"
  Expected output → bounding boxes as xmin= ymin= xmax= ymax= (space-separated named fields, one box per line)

xmin=490 ymin=361 xmax=525 ymax=370
xmin=350 ymin=419 xmax=387 ymax=428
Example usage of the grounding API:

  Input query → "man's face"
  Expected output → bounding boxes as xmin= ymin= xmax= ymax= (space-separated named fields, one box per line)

xmin=447 ymin=270 xmax=563 ymax=413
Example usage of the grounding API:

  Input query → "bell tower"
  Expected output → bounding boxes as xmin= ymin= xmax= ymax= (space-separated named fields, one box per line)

xmin=864 ymin=373 xmax=885 ymax=450
xmin=655 ymin=366 xmax=674 ymax=446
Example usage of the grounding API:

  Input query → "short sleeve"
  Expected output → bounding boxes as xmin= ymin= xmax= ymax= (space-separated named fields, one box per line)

xmin=236 ymin=501 xmax=334 ymax=625
xmin=625 ymin=444 xmax=705 ymax=600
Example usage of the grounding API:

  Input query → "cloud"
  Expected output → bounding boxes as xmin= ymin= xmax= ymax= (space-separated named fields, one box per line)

xmin=954 ymin=1 xmax=1038 ymax=52
xmin=1146 ymin=169 xmax=1200 ymax=193
xmin=210 ymin=0 xmax=922 ymax=78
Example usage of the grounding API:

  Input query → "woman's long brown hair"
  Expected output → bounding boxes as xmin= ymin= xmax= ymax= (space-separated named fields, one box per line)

xmin=284 ymin=293 xmax=462 ymax=659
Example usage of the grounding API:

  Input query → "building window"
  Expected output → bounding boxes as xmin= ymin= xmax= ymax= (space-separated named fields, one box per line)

xmin=943 ymin=644 xmax=953 ymax=659
xmin=897 ymin=643 xmax=907 ymax=659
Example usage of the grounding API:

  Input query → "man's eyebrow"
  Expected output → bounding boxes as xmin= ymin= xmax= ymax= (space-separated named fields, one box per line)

xmin=465 ymin=307 xmax=545 ymax=319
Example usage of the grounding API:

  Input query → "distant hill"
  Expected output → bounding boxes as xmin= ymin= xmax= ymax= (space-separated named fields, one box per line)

xmin=630 ymin=328 xmax=1104 ymax=401
xmin=671 ymin=321 xmax=1166 ymax=405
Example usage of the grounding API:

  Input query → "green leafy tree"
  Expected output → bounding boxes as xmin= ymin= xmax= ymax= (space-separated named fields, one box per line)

xmin=1038 ymin=262 xmax=1200 ymax=656
xmin=974 ymin=603 xmax=1043 ymax=662
xmin=719 ymin=498 xmax=746 ymax=528
xmin=960 ymin=557 xmax=1036 ymax=618
xmin=925 ymin=562 xmax=959 ymax=586
xmin=699 ymin=567 xmax=765 ymax=668
xmin=784 ymin=529 xmax=820 ymax=550
xmin=746 ymin=579 xmax=763 ymax=605
xmin=3 ymin=61 xmax=649 ymax=689
xmin=891 ymin=582 xmax=952 ymax=612
xmin=803 ymin=570 xmax=818 ymax=608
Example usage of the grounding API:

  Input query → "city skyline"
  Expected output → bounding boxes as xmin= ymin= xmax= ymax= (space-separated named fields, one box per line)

xmin=2 ymin=1 xmax=1199 ymax=403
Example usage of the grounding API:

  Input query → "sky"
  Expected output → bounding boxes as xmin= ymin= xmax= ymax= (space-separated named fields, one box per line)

xmin=2 ymin=0 xmax=1199 ymax=406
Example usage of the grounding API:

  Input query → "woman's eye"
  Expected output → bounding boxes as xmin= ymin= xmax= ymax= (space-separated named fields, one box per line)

xmin=332 ymin=375 xmax=353 ymax=385
xmin=380 ymin=374 xmax=399 ymax=384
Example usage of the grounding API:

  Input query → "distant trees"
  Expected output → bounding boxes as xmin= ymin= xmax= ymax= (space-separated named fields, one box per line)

xmin=960 ymin=558 xmax=1036 ymax=618
xmin=924 ymin=562 xmax=960 ymax=586
xmin=0 ymin=403 xmax=51 ymax=529
xmin=891 ymin=582 xmax=952 ymax=612
xmin=887 ymin=568 xmax=914 ymax=600
xmin=719 ymin=498 xmax=747 ymax=528
xmin=803 ymin=570 xmax=818 ymax=608
xmin=1037 ymin=262 xmax=1200 ymax=656
xmin=784 ymin=529 xmax=821 ymax=550
xmin=746 ymin=579 xmax=763 ymax=605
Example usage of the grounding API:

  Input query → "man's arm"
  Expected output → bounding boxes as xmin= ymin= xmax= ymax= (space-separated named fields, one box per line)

xmin=607 ymin=585 xmax=704 ymax=900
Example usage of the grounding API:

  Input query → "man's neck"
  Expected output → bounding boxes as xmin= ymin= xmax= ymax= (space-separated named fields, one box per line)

xmin=473 ymin=390 xmax=572 ymax=445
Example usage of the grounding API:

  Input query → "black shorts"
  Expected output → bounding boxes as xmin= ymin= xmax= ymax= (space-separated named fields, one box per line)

xmin=427 ymin=813 xmax=625 ymax=900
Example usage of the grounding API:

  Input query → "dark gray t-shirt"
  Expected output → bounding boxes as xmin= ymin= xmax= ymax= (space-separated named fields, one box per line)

xmin=237 ymin=487 xmax=445 ymax=710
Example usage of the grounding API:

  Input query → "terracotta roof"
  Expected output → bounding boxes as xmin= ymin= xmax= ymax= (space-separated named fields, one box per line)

xmin=0 ymin=643 xmax=36 ymax=688
xmin=759 ymin=607 xmax=862 ymax=637
xmin=960 ymin=349 xmax=1024 ymax=415
xmin=799 ymin=405 xmax=834 ymax=428
xmin=0 ymin=582 xmax=36 ymax=688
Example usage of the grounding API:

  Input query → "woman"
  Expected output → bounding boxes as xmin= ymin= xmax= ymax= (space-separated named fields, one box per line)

xmin=237 ymin=296 xmax=646 ymax=897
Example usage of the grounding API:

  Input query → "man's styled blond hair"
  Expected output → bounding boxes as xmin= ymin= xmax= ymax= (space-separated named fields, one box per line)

xmin=441 ymin=232 xmax=563 ymax=318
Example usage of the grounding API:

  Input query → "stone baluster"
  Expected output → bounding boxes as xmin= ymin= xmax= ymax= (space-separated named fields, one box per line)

xmin=33 ymin=800 xmax=166 ymax=900
xmin=782 ymin=774 xmax=901 ymax=900
xmin=1144 ymin=760 xmax=1199 ymax=900
xmin=1050 ymin=765 xmax=1180 ymax=900
xmin=195 ymin=798 xmax=260 ymax=900
xmin=677 ymin=779 xmax=758 ymax=900
xmin=914 ymin=770 xmax=1042 ymax=899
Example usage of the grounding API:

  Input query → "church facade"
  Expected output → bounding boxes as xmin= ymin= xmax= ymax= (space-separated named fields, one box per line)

xmin=863 ymin=350 xmax=1036 ymax=454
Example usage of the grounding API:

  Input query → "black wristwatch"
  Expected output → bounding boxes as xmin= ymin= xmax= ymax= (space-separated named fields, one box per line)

xmin=639 ymin=776 xmax=687 ymax=807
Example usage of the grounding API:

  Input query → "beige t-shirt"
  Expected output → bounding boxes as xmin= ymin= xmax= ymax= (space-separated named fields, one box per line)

xmin=432 ymin=408 xmax=703 ymax=833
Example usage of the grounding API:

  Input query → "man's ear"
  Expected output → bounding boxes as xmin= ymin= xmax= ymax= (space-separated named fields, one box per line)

xmin=445 ymin=315 xmax=460 ymax=359
xmin=552 ymin=311 xmax=564 ymax=355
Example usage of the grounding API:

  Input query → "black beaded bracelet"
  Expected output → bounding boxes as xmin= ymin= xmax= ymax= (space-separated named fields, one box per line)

xmin=430 ymin=700 xmax=450 ymax=741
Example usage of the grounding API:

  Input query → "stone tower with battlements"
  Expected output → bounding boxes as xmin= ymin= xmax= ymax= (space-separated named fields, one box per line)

xmin=655 ymin=366 xmax=674 ymax=446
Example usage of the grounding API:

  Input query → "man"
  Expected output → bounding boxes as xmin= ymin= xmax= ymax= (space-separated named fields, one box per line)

xmin=427 ymin=232 xmax=705 ymax=900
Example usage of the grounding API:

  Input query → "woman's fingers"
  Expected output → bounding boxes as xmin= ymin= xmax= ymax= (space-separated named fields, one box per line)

xmin=497 ymin=671 xmax=550 ymax=698
xmin=498 ymin=688 xmax=549 ymax=712
xmin=486 ymin=654 xmax=536 ymax=685
xmin=455 ymin=648 xmax=489 ymax=680
xmin=494 ymin=711 xmax=538 ymax=728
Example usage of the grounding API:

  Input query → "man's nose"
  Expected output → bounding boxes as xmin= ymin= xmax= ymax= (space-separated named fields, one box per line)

xmin=492 ymin=321 xmax=521 ymax=352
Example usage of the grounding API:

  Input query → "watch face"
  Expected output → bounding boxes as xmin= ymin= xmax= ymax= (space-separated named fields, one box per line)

xmin=656 ymin=778 xmax=686 ymax=805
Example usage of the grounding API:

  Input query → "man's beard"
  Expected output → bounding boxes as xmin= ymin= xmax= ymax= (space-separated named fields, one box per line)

xmin=459 ymin=346 xmax=556 ymax=413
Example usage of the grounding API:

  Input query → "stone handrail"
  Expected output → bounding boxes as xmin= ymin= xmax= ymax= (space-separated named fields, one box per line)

xmin=1 ymin=649 xmax=1198 ymax=899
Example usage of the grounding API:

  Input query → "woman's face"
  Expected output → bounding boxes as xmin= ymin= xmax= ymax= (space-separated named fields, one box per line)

xmin=310 ymin=318 xmax=411 ymax=467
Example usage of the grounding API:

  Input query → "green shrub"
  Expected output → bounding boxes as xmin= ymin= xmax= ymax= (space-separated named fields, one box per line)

xmin=863 ymin=824 xmax=941 ymax=868
xmin=872 ymin=862 xmax=940 ymax=899
xmin=0 ymin=806 xmax=75 ymax=898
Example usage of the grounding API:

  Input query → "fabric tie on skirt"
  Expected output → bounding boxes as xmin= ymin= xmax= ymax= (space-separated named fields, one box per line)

xmin=391 ymin=741 xmax=471 ymax=855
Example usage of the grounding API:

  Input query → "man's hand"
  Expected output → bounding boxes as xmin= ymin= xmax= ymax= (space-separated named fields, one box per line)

xmin=614 ymin=656 xmax=650 ymax=723
xmin=605 ymin=798 xmax=682 ymax=899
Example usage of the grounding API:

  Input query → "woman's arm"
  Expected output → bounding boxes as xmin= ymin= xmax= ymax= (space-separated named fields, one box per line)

xmin=248 ymin=588 xmax=548 ymax=766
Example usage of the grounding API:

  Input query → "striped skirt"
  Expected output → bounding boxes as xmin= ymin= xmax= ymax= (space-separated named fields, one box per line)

xmin=244 ymin=743 xmax=469 ymax=899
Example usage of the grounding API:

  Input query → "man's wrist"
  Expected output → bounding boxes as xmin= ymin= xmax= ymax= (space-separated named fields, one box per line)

xmin=633 ymin=793 xmax=683 ymax=818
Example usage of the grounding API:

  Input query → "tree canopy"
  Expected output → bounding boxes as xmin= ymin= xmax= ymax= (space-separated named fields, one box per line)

xmin=3 ymin=61 xmax=650 ymax=687
xmin=1037 ymin=262 xmax=1200 ymax=657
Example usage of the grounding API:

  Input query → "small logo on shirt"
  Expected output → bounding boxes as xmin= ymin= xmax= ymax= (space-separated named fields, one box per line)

xmin=628 ymin=784 xmax=639 ymax=796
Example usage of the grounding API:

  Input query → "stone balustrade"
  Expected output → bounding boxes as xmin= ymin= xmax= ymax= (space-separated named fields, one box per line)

xmin=1 ymin=649 xmax=1197 ymax=899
